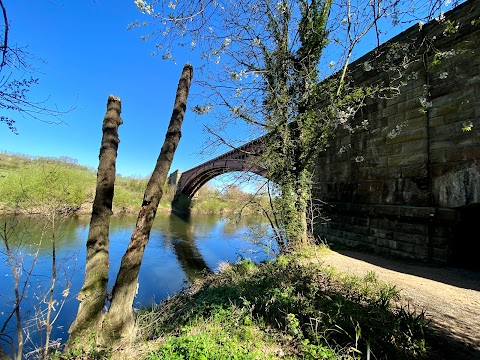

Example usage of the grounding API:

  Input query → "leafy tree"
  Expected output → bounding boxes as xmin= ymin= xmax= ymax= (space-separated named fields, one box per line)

xmin=132 ymin=0 xmax=461 ymax=247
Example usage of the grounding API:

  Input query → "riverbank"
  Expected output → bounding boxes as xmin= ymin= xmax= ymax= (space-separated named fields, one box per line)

xmin=0 ymin=153 xmax=263 ymax=217
xmin=93 ymin=245 xmax=448 ymax=360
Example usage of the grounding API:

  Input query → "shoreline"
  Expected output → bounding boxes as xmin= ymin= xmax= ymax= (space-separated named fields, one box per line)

xmin=0 ymin=204 xmax=262 ymax=217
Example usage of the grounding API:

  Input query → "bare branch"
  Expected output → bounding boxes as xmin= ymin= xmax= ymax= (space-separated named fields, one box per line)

xmin=0 ymin=0 xmax=8 ymax=69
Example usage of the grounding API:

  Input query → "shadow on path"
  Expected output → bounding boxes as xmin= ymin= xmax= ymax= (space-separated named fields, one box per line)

xmin=323 ymin=247 xmax=480 ymax=359
xmin=333 ymin=248 xmax=480 ymax=291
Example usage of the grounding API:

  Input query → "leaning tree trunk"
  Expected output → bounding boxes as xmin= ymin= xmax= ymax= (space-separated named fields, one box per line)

xmin=99 ymin=64 xmax=193 ymax=347
xmin=66 ymin=95 xmax=122 ymax=351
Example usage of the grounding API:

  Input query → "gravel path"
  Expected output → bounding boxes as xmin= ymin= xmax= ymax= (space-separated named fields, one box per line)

xmin=316 ymin=249 xmax=480 ymax=359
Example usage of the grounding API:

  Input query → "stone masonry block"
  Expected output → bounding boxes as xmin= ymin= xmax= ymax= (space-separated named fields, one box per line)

xmin=414 ymin=245 xmax=429 ymax=259
xmin=386 ymin=128 xmax=427 ymax=145
xmin=432 ymin=248 xmax=448 ymax=263
xmin=401 ymin=139 xmax=428 ymax=155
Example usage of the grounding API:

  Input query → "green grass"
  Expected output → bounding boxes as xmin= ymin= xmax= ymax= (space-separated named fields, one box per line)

xmin=136 ymin=247 xmax=429 ymax=359
xmin=0 ymin=154 xmax=95 ymax=212
xmin=147 ymin=306 xmax=275 ymax=360
xmin=0 ymin=153 xmax=262 ymax=215
xmin=0 ymin=153 xmax=156 ymax=214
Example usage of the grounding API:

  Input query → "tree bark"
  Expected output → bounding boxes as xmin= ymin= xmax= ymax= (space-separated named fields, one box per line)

xmin=99 ymin=64 xmax=193 ymax=347
xmin=66 ymin=95 xmax=122 ymax=350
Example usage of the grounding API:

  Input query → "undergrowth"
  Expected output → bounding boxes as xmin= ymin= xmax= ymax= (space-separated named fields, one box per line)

xmin=136 ymin=249 xmax=428 ymax=359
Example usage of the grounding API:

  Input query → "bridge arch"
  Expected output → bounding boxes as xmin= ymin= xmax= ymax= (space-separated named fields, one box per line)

xmin=178 ymin=160 xmax=267 ymax=198
xmin=169 ymin=136 xmax=267 ymax=202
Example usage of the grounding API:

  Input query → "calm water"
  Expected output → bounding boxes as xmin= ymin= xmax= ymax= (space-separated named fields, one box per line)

xmin=0 ymin=213 xmax=272 ymax=351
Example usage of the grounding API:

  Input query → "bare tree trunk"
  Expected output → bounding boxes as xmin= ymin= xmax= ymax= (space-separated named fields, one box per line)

xmin=42 ymin=213 xmax=57 ymax=360
xmin=99 ymin=64 xmax=193 ymax=347
xmin=66 ymin=95 xmax=122 ymax=350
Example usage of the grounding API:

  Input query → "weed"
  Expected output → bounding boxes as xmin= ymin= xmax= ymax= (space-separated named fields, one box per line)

xmin=136 ymin=248 xmax=429 ymax=359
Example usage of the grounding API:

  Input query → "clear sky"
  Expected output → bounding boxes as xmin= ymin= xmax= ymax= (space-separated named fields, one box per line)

xmin=1 ymin=0 xmax=211 ymax=178
xmin=1 ymin=0 xmax=457 ymax=180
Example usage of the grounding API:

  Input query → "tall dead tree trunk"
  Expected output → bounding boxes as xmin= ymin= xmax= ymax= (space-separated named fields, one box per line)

xmin=66 ymin=95 xmax=122 ymax=350
xmin=99 ymin=64 xmax=193 ymax=347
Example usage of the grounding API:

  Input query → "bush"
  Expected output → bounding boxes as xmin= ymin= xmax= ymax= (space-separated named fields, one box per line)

xmin=138 ymin=249 xmax=428 ymax=359
xmin=0 ymin=160 xmax=93 ymax=212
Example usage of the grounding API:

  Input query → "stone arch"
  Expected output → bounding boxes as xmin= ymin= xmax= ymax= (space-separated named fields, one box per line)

xmin=178 ymin=160 xmax=267 ymax=198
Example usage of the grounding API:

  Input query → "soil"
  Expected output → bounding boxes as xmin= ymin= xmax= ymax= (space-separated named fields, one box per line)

xmin=316 ymin=248 xmax=480 ymax=360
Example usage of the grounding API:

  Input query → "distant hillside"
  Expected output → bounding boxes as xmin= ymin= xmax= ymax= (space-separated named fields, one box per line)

xmin=0 ymin=152 xmax=265 ymax=216
xmin=0 ymin=152 xmax=154 ymax=215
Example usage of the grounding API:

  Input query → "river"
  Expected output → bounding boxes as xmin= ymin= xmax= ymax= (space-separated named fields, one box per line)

xmin=0 ymin=213 xmax=273 ymax=353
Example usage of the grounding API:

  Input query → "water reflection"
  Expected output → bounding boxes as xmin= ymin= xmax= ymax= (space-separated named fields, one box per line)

xmin=167 ymin=214 xmax=211 ymax=282
xmin=0 ymin=215 xmax=88 ymax=253
xmin=0 ymin=213 xmax=270 ymax=353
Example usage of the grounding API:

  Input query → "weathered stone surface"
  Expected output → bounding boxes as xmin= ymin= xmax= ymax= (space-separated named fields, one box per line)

xmin=433 ymin=163 xmax=480 ymax=208
xmin=173 ymin=1 xmax=480 ymax=266
xmin=313 ymin=0 xmax=480 ymax=265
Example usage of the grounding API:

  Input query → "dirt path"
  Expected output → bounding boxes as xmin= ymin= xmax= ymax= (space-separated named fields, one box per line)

xmin=317 ymin=249 xmax=480 ymax=359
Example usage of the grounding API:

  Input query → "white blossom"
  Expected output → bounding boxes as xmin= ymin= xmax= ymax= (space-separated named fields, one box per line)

xmin=439 ymin=71 xmax=448 ymax=79
xmin=134 ymin=0 xmax=154 ymax=14
xmin=338 ymin=144 xmax=351 ymax=155
xmin=223 ymin=37 xmax=232 ymax=47
xmin=193 ymin=104 xmax=213 ymax=115
xmin=407 ymin=72 xmax=418 ymax=81
xmin=329 ymin=61 xmax=335 ymax=68
xmin=363 ymin=62 xmax=373 ymax=71
xmin=419 ymin=97 xmax=432 ymax=108
xmin=387 ymin=122 xmax=408 ymax=139
xmin=230 ymin=69 xmax=248 ymax=81
xmin=436 ymin=12 xmax=446 ymax=22
xmin=438 ymin=49 xmax=457 ymax=59
xmin=162 ymin=50 xmax=173 ymax=61
xmin=168 ymin=1 xmax=176 ymax=10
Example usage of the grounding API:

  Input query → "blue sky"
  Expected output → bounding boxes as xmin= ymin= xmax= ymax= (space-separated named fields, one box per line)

xmin=1 ymin=0 xmax=457 ymax=180
xmin=1 ymin=0 xmax=209 ymax=177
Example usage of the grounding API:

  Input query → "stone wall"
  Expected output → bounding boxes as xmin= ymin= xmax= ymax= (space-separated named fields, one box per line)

xmin=313 ymin=0 xmax=480 ymax=267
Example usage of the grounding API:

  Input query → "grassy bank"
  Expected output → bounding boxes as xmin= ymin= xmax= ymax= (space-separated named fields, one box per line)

xmin=0 ymin=153 xmax=153 ymax=214
xmin=126 ymin=246 xmax=428 ymax=360
xmin=0 ymin=153 xmax=260 ymax=215
xmin=189 ymin=184 xmax=267 ymax=215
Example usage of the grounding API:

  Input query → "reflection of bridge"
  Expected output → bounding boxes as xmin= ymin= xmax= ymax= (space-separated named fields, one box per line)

xmin=168 ymin=137 xmax=267 ymax=198
xmin=168 ymin=214 xmax=211 ymax=282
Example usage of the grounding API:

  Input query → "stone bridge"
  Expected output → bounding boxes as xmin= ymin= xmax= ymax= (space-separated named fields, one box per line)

xmin=168 ymin=137 xmax=266 ymax=198
xmin=169 ymin=0 xmax=480 ymax=267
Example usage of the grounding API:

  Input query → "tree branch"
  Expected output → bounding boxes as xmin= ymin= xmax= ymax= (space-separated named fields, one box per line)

xmin=0 ymin=0 xmax=8 ymax=69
